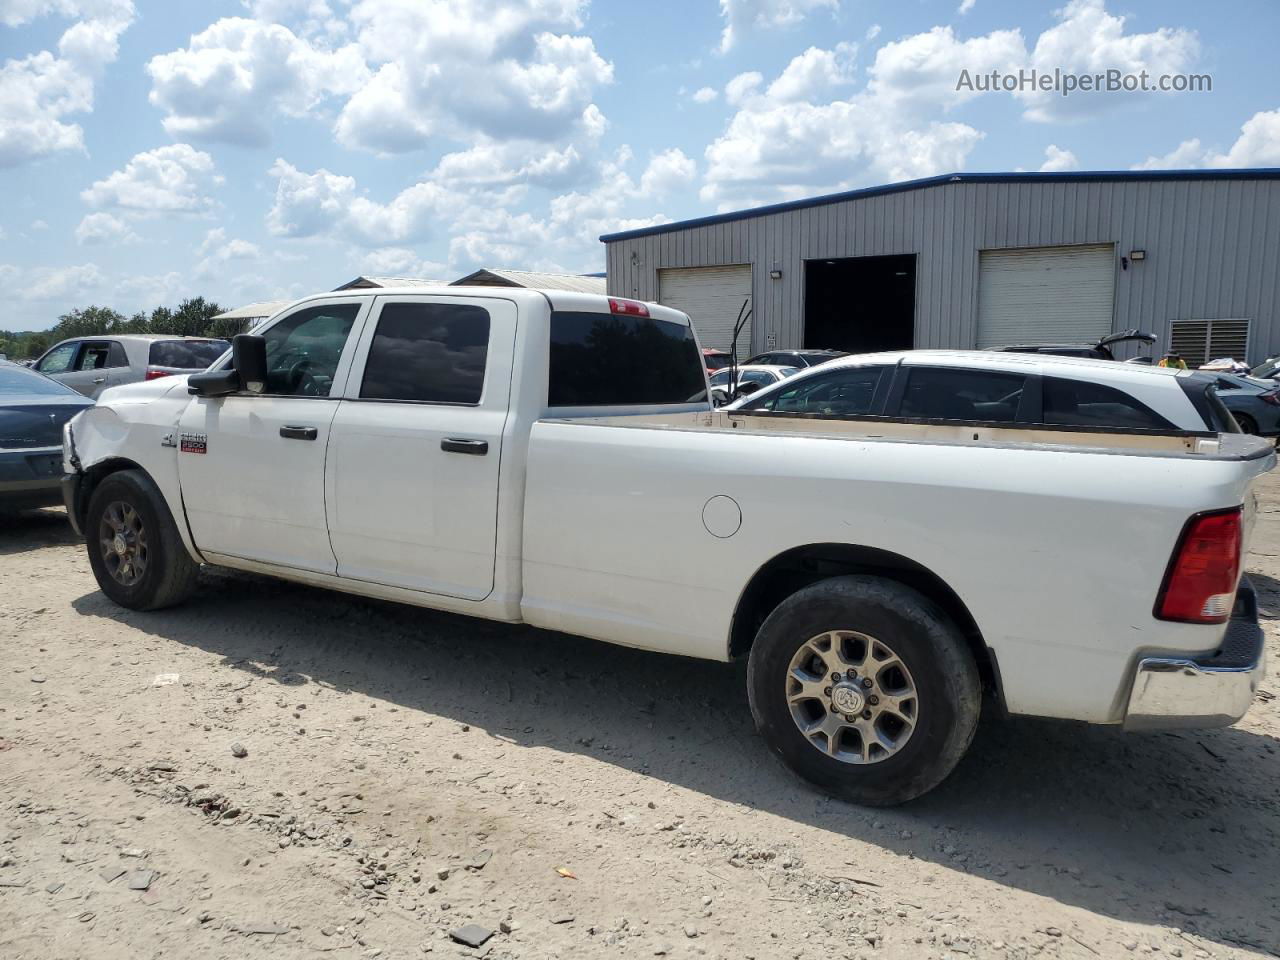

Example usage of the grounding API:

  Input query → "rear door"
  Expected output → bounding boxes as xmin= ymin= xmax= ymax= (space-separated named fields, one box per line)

xmin=325 ymin=295 xmax=516 ymax=600
xmin=55 ymin=341 xmax=129 ymax=398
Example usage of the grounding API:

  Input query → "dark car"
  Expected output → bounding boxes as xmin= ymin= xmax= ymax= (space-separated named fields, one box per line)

xmin=1200 ymin=373 xmax=1280 ymax=436
xmin=745 ymin=348 xmax=848 ymax=368
xmin=0 ymin=361 xmax=93 ymax=511
xmin=988 ymin=329 xmax=1156 ymax=362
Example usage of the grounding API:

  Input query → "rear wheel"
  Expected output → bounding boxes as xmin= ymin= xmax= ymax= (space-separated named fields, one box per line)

xmin=86 ymin=469 xmax=198 ymax=610
xmin=747 ymin=575 xmax=981 ymax=806
xmin=1233 ymin=412 xmax=1258 ymax=435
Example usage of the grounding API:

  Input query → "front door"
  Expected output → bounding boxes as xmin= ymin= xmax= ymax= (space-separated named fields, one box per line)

xmin=56 ymin=341 xmax=130 ymax=398
xmin=177 ymin=300 xmax=369 ymax=572
xmin=325 ymin=295 xmax=514 ymax=600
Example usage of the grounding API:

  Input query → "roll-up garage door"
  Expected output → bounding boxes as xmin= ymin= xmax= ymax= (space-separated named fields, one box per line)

xmin=658 ymin=264 xmax=753 ymax=359
xmin=976 ymin=244 xmax=1115 ymax=349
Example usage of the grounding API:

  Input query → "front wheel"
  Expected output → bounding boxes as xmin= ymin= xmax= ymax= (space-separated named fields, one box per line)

xmin=747 ymin=575 xmax=981 ymax=806
xmin=85 ymin=469 xmax=199 ymax=611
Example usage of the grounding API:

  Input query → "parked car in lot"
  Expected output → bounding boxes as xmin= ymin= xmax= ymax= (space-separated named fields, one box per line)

xmin=0 ymin=360 xmax=93 ymax=510
xmin=746 ymin=348 xmax=847 ymax=368
xmin=61 ymin=287 xmax=1271 ymax=806
xmin=988 ymin=328 xmax=1156 ymax=361
xmin=707 ymin=363 xmax=798 ymax=404
xmin=32 ymin=335 xmax=230 ymax=400
xmin=1249 ymin=356 xmax=1280 ymax=381
xmin=701 ymin=348 xmax=733 ymax=374
xmin=1200 ymin=373 xmax=1280 ymax=436
xmin=726 ymin=349 xmax=1241 ymax=435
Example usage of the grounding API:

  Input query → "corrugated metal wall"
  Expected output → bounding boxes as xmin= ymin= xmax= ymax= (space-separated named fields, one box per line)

xmin=605 ymin=178 xmax=1280 ymax=363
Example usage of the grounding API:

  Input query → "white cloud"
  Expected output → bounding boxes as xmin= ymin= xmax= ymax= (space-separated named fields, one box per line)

xmin=30 ymin=219 xmax=48 ymax=230
xmin=81 ymin=144 xmax=222 ymax=214
xmin=146 ymin=18 xmax=369 ymax=147
xmin=1020 ymin=0 xmax=1199 ymax=122
xmin=0 ymin=0 xmax=134 ymax=167
xmin=267 ymin=158 xmax=469 ymax=245
xmin=1133 ymin=109 xmax=1280 ymax=169
xmin=75 ymin=211 xmax=138 ymax=244
xmin=692 ymin=86 xmax=718 ymax=104
xmin=1039 ymin=144 xmax=1079 ymax=171
xmin=267 ymin=145 xmax=685 ymax=276
xmin=333 ymin=0 xmax=613 ymax=154
xmin=194 ymin=227 xmax=262 ymax=277
xmin=638 ymin=148 xmax=696 ymax=196
xmin=700 ymin=2 xmax=1203 ymax=208
xmin=0 ymin=261 xmax=105 ymax=302
xmin=724 ymin=71 xmax=763 ymax=106
xmin=717 ymin=0 xmax=838 ymax=53
xmin=355 ymin=246 xmax=450 ymax=280
xmin=767 ymin=43 xmax=856 ymax=102
xmin=429 ymin=140 xmax=589 ymax=190
xmin=957 ymin=0 xmax=975 ymax=13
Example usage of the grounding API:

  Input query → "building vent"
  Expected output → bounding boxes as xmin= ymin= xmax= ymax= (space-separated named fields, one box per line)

xmin=1169 ymin=319 xmax=1251 ymax=366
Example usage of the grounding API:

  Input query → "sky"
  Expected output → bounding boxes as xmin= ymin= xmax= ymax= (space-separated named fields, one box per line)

xmin=0 ymin=0 xmax=1277 ymax=330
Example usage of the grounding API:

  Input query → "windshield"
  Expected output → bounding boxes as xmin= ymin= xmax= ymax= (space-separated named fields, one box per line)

xmin=149 ymin=339 xmax=231 ymax=369
xmin=0 ymin=364 xmax=79 ymax=396
xmin=704 ymin=354 xmax=732 ymax=370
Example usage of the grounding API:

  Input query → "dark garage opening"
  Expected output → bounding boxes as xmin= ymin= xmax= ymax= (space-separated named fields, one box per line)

xmin=804 ymin=254 xmax=916 ymax=353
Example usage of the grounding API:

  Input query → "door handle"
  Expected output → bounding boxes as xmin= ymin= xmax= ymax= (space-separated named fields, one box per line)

xmin=280 ymin=425 xmax=318 ymax=441
xmin=92 ymin=377 xmax=106 ymax=384
xmin=441 ymin=437 xmax=488 ymax=456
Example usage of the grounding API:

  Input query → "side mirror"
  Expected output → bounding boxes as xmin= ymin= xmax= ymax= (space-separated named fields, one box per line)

xmin=232 ymin=334 xmax=268 ymax=394
xmin=187 ymin=334 xmax=268 ymax=397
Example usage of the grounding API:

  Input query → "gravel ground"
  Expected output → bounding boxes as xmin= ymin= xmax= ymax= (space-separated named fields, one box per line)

xmin=1 ymin=474 xmax=1279 ymax=960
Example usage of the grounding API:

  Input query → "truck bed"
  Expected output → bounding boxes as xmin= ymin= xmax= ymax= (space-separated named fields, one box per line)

xmin=544 ymin=409 xmax=1274 ymax=461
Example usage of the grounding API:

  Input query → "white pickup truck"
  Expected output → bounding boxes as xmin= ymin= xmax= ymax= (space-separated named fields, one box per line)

xmin=62 ymin=287 xmax=1272 ymax=805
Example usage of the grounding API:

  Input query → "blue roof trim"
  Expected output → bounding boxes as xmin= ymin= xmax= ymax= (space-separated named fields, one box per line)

xmin=598 ymin=168 xmax=1280 ymax=243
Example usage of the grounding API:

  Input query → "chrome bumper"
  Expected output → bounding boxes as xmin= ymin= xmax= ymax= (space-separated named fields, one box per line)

xmin=1124 ymin=578 xmax=1266 ymax=731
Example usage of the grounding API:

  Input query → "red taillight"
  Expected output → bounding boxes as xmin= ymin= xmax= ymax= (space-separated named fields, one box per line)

xmin=145 ymin=368 xmax=171 ymax=381
xmin=1155 ymin=508 xmax=1242 ymax=623
xmin=1261 ymin=390 xmax=1280 ymax=407
xmin=608 ymin=297 xmax=650 ymax=317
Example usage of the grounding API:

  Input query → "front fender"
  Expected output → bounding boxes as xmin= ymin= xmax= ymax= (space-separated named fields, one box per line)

xmin=65 ymin=389 xmax=202 ymax=563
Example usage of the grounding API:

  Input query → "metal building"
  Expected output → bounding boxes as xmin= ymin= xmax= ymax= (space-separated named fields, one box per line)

xmin=601 ymin=169 xmax=1280 ymax=365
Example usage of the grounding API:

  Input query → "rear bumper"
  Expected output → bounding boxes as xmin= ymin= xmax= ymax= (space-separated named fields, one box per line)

xmin=1123 ymin=578 xmax=1266 ymax=731
xmin=0 ymin=446 xmax=65 ymax=509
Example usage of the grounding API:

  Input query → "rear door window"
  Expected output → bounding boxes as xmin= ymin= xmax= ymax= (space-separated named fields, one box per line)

xmin=150 ymin=339 xmax=230 ymax=369
xmin=1041 ymin=377 xmax=1174 ymax=429
xmin=360 ymin=302 xmax=490 ymax=404
xmin=74 ymin=342 xmax=113 ymax=371
xmin=898 ymin=367 xmax=1026 ymax=423
xmin=742 ymin=365 xmax=888 ymax=415
xmin=549 ymin=311 xmax=705 ymax=406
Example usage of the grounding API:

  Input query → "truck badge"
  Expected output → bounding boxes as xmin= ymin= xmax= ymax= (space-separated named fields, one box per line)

xmin=180 ymin=432 xmax=208 ymax=454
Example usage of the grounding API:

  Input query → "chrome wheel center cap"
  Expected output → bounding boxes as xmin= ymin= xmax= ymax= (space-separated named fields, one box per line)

xmin=830 ymin=681 xmax=865 ymax=715
xmin=113 ymin=534 xmax=128 ymax=556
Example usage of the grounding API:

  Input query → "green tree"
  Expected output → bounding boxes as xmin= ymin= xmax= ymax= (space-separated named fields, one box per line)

xmin=119 ymin=311 xmax=151 ymax=334
xmin=52 ymin=305 xmax=125 ymax=340
xmin=148 ymin=305 xmax=175 ymax=334
xmin=170 ymin=297 xmax=223 ymax=337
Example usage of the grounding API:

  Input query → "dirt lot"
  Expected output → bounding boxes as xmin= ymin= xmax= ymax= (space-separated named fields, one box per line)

xmin=2 ymin=477 xmax=1279 ymax=960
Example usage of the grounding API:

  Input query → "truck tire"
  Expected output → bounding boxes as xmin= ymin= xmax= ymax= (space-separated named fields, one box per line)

xmin=85 ymin=469 xmax=199 ymax=611
xmin=747 ymin=575 xmax=981 ymax=806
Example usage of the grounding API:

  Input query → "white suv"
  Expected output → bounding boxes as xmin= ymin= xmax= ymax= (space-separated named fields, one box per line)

xmin=726 ymin=349 xmax=1237 ymax=434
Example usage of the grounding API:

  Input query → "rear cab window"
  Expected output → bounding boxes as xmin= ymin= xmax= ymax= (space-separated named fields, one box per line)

xmin=150 ymin=339 xmax=231 ymax=370
xmin=548 ymin=310 xmax=706 ymax=407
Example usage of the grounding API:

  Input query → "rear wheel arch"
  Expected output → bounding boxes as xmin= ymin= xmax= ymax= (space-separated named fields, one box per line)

xmin=729 ymin=543 xmax=998 ymax=700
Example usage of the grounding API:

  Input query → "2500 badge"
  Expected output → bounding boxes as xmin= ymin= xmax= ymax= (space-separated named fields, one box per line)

xmin=179 ymin=432 xmax=207 ymax=455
